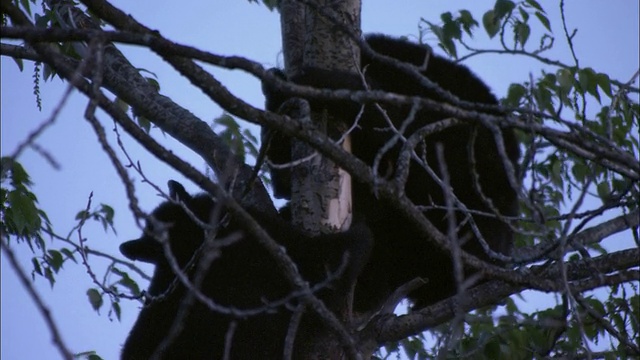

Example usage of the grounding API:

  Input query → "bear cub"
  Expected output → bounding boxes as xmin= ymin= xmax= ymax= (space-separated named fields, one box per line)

xmin=262 ymin=34 xmax=520 ymax=310
xmin=120 ymin=180 xmax=372 ymax=359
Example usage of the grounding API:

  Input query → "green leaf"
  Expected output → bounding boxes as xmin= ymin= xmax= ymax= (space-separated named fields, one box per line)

xmin=137 ymin=116 xmax=151 ymax=133
xmin=87 ymin=288 xmax=104 ymax=312
xmin=596 ymin=182 xmax=611 ymax=202
xmin=578 ymin=67 xmax=601 ymax=102
xmin=7 ymin=189 xmax=41 ymax=235
xmin=32 ymin=257 xmax=43 ymax=276
xmin=440 ymin=36 xmax=458 ymax=58
xmin=112 ymin=301 xmax=122 ymax=321
xmin=505 ymin=297 xmax=519 ymax=314
xmin=97 ymin=204 xmax=116 ymax=232
xmin=44 ymin=267 xmax=55 ymax=288
xmin=34 ymin=14 xmax=46 ymax=28
xmin=515 ymin=22 xmax=531 ymax=47
xmin=75 ymin=210 xmax=90 ymax=221
xmin=494 ymin=0 xmax=516 ymax=19
xmin=7 ymin=159 xmax=32 ymax=186
xmin=114 ymin=97 xmax=130 ymax=113
xmin=586 ymin=297 xmax=606 ymax=315
xmin=483 ymin=10 xmax=500 ymax=38
xmin=60 ymin=247 xmax=77 ymax=263
xmin=73 ymin=351 xmax=104 ymax=360
xmin=534 ymin=86 xmax=554 ymax=114
xmin=440 ymin=11 xmax=454 ymax=23
xmin=596 ymin=73 xmax=612 ymax=98
xmin=43 ymin=63 xmax=54 ymax=81
xmin=145 ymin=77 xmax=161 ymax=92
xmin=137 ymin=68 xmax=158 ymax=79
xmin=47 ymin=249 xmax=64 ymax=272
xmin=571 ymin=162 xmax=588 ymax=182
xmin=483 ymin=338 xmax=501 ymax=358
xmin=261 ymin=0 xmax=279 ymax=11
xmin=100 ymin=204 xmax=115 ymax=223
xmin=550 ymin=158 xmax=563 ymax=187
xmin=519 ymin=8 xmax=529 ymax=23
xmin=458 ymin=10 xmax=478 ymax=36
xmin=112 ymin=267 xmax=143 ymax=296
xmin=441 ymin=12 xmax=462 ymax=40
xmin=557 ymin=68 xmax=574 ymax=92
xmin=427 ymin=22 xmax=457 ymax=57
xmin=12 ymin=57 xmax=24 ymax=72
xmin=525 ymin=0 xmax=544 ymax=12
xmin=534 ymin=11 xmax=551 ymax=32
xmin=504 ymin=83 xmax=526 ymax=107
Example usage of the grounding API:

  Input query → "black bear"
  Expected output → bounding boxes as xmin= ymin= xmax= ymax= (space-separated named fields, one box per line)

xmin=120 ymin=180 xmax=372 ymax=359
xmin=262 ymin=34 xmax=520 ymax=310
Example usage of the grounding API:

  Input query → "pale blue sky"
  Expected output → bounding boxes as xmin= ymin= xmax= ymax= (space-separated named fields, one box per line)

xmin=1 ymin=1 xmax=638 ymax=359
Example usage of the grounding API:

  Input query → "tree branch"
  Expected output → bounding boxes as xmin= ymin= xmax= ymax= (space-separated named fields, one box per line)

xmin=372 ymin=248 xmax=640 ymax=344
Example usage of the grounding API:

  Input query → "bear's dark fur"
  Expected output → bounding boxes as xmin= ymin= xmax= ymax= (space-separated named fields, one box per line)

xmin=120 ymin=180 xmax=372 ymax=359
xmin=262 ymin=34 xmax=520 ymax=310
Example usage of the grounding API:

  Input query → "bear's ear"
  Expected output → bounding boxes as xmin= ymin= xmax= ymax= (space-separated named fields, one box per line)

xmin=119 ymin=238 xmax=161 ymax=263
xmin=168 ymin=180 xmax=191 ymax=202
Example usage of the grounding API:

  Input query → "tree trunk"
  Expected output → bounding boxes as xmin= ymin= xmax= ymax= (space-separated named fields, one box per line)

xmin=279 ymin=0 xmax=361 ymax=234
xmin=277 ymin=1 xmax=366 ymax=358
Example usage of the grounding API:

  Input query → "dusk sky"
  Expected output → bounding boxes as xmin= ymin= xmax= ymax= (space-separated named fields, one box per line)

xmin=1 ymin=1 xmax=638 ymax=359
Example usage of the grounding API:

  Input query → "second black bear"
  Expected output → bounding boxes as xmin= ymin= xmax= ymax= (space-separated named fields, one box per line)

xmin=120 ymin=180 xmax=372 ymax=359
xmin=262 ymin=34 xmax=520 ymax=310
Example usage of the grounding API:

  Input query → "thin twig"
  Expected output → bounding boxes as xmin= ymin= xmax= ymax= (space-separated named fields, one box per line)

xmin=1 ymin=240 xmax=74 ymax=360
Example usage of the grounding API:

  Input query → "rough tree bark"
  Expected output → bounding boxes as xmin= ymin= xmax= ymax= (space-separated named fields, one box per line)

xmin=277 ymin=1 xmax=366 ymax=358
xmin=278 ymin=0 xmax=361 ymax=234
